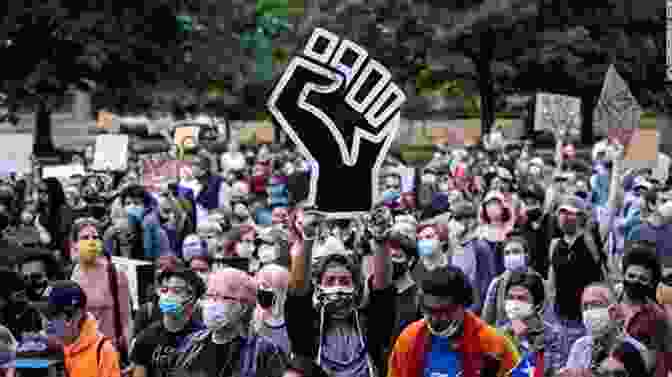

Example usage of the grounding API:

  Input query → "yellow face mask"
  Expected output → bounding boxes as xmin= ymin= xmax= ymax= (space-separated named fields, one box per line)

xmin=656 ymin=282 xmax=672 ymax=305
xmin=78 ymin=240 xmax=103 ymax=262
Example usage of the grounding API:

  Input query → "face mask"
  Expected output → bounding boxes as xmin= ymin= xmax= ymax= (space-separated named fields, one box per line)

xmin=236 ymin=242 xmax=254 ymax=258
xmin=313 ymin=286 xmax=355 ymax=317
xmin=504 ymin=254 xmax=527 ymax=271
xmin=582 ymin=307 xmax=611 ymax=336
xmin=526 ymin=207 xmax=542 ymax=222
xmin=159 ymin=295 xmax=186 ymax=319
xmin=448 ymin=220 xmax=466 ymax=240
xmin=78 ymin=240 xmax=103 ymax=262
xmin=422 ymin=174 xmax=436 ymax=184
xmin=417 ymin=239 xmax=439 ymax=257
xmin=424 ymin=315 xmax=463 ymax=338
xmin=202 ymin=299 xmax=245 ymax=330
xmin=383 ymin=190 xmax=400 ymax=203
xmin=504 ymin=299 xmax=534 ymax=320
xmin=126 ymin=205 xmax=144 ymax=222
xmin=257 ymin=245 xmax=277 ymax=265
xmin=657 ymin=282 xmax=672 ymax=305
xmin=20 ymin=211 xmax=34 ymax=225
xmin=46 ymin=319 xmax=67 ymax=337
xmin=438 ymin=183 xmax=450 ymax=192
xmin=257 ymin=289 xmax=275 ymax=309
xmin=623 ymin=279 xmax=651 ymax=301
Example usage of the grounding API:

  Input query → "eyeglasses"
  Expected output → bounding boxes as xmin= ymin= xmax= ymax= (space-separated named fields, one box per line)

xmin=203 ymin=293 xmax=239 ymax=303
xmin=594 ymin=369 xmax=629 ymax=377
xmin=159 ymin=286 xmax=189 ymax=296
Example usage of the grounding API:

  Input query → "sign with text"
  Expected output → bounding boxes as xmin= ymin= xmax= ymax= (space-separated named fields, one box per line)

xmin=91 ymin=134 xmax=129 ymax=171
xmin=110 ymin=256 xmax=154 ymax=311
xmin=267 ymin=28 xmax=407 ymax=218
xmin=593 ymin=65 xmax=642 ymax=144
xmin=0 ymin=134 xmax=32 ymax=174
xmin=623 ymin=129 xmax=659 ymax=171
xmin=534 ymin=93 xmax=581 ymax=139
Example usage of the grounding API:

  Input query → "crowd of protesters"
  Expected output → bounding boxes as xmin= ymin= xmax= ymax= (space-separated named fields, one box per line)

xmin=0 ymin=125 xmax=669 ymax=377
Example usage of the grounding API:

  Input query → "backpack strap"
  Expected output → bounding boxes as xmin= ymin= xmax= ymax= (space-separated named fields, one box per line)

xmin=97 ymin=336 xmax=112 ymax=368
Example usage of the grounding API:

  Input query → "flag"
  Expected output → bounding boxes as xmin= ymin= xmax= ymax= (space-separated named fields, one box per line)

xmin=508 ymin=352 xmax=538 ymax=377
xmin=593 ymin=64 xmax=642 ymax=146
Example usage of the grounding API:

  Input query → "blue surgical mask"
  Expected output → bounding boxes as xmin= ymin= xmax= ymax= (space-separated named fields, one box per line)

xmin=504 ymin=253 xmax=527 ymax=271
xmin=126 ymin=206 xmax=144 ymax=222
xmin=417 ymin=239 xmax=438 ymax=257
xmin=159 ymin=295 xmax=186 ymax=319
xmin=46 ymin=319 xmax=66 ymax=337
xmin=383 ymin=190 xmax=400 ymax=203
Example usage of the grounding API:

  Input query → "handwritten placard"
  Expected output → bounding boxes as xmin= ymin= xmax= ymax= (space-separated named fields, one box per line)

xmin=534 ymin=93 xmax=581 ymax=138
xmin=0 ymin=134 xmax=32 ymax=174
xmin=174 ymin=126 xmax=198 ymax=148
xmin=91 ymin=135 xmax=128 ymax=171
xmin=623 ymin=129 xmax=659 ymax=171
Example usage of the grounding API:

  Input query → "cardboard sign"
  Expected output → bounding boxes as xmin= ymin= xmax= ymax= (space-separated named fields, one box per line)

xmin=174 ymin=126 xmax=198 ymax=148
xmin=255 ymin=125 xmax=274 ymax=144
xmin=534 ymin=93 xmax=581 ymax=138
xmin=91 ymin=134 xmax=129 ymax=171
xmin=42 ymin=163 xmax=86 ymax=180
xmin=110 ymin=256 xmax=154 ymax=311
xmin=623 ymin=129 xmax=659 ymax=171
xmin=267 ymin=28 xmax=407 ymax=218
xmin=97 ymin=111 xmax=114 ymax=129
xmin=593 ymin=65 xmax=642 ymax=144
xmin=0 ymin=134 xmax=32 ymax=174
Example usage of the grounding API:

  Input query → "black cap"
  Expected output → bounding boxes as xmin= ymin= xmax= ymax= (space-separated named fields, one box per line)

xmin=420 ymin=265 xmax=474 ymax=307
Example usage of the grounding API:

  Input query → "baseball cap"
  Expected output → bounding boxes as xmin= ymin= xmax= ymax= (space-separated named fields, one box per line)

xmin=45 ymin=281 xmax=87 ymax=318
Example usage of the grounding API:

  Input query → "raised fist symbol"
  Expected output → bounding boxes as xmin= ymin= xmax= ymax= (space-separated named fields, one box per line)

xmin=267 ymin=28 xmax=406 ymax=218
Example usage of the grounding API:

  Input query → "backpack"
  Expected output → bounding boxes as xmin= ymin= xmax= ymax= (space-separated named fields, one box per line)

xmin=549 ymin=229 xmax=609 ymax=283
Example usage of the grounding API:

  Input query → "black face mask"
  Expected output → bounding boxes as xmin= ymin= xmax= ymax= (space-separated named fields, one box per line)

xmin=526 ymin=207 xmax=543 ymax=222
xmin=27 ymin=280 xmax=48 ymax=300
xmin=623 ymin=279 xmax=652 ymax=301
xmin=257 ymin=289 xmax=275 ymax=309
xmin=392 ymin=262 xmax=408 ymax=281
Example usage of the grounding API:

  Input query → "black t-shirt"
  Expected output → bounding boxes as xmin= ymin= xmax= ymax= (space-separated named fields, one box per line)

xmin=184 ymin=338 xmax=242 ymax=377
xmin=130 ymin=320 xmax=204 ymax=377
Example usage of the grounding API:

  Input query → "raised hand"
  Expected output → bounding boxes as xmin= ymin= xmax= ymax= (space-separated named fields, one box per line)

xmin=268 ymin=28 xmax=406 ymax=218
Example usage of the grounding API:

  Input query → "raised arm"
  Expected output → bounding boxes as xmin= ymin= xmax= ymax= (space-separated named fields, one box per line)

xmin=288 ymin=212 xmax=321 ymax=296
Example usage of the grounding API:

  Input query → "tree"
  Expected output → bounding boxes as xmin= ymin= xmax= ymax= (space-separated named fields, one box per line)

xmin=0 ymin=1 xmax=188 ymax=157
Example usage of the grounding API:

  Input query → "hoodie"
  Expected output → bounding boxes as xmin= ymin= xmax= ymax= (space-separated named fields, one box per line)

xmin=63 ymin=313 xmax=121 ymax=377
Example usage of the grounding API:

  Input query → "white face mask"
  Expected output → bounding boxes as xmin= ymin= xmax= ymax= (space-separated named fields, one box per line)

xmin=236 ymin=242 xmax=255 ymax=258
xmin=504 ymin=254 xmax=527 ymax=271
xmin=504 ymin=299 xmax=534 ymax=320
xmin=201 ymin=299 xmax=245 ymax=330
xmin=582 ymin=307 xmax=611 ymax=336
xmin=257 ymin=245 xmax=277 ymax=264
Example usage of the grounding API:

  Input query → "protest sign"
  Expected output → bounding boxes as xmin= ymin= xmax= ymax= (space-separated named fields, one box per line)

xmin=110 ymin=256 xmax=154 ymax=311
xmin=593 ymin=64 xmax=642 ymax=146
xmin=91 ymin=134 xmax=129 ymax=171
xmin=96 ymin=110 xmax=114 ymax=130
xmin=534 ymin=93 xmax=581 ymax=139
xmin=42 ymin=163 xmax=86 ymax=181
xmin=255 ymin=125 xmax=274 ymax=144
xmin=267 ymin=27 xmax=407 ymax=218
xmin=0 ymin=134 xmax=32 ymax=174
xmin=622 ymin=129 xmax=659 ymax=171
xmin=174 ymin=126 xmax=197 ymax=149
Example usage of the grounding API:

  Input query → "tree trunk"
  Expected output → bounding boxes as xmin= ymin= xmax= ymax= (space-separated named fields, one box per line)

xmin=580 ymin=89 xmax=598 ymax=145
xmin=33 ymin=100 xmax=58 ymax=157
xmin=475 ymin=30 xmax=496 ymax=137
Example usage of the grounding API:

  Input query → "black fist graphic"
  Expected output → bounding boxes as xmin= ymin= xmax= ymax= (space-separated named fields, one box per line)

xmin=267 ymin=28 xmax=406 ymax=218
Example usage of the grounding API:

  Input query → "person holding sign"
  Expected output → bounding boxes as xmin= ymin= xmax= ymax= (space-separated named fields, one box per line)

xmin=177 ymin=152 xmax=231 ymax=228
